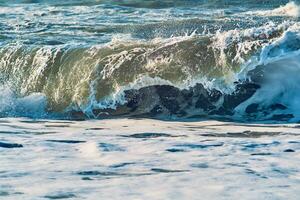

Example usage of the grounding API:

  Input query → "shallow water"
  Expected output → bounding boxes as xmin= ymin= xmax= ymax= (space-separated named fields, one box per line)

xmin=1 ymin=118 xmax=300 ymax=199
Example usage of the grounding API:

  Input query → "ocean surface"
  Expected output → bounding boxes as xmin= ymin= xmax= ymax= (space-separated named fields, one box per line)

xmin=0 ymin=0 xmax=300 ymax=199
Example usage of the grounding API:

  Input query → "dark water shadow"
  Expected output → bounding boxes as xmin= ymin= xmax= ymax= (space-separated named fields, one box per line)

xmin=201 ymin=131 xmax=282 ymax=138
xmin=245 ymin=168 xmax=268 ymax=179
xmin=122 ymin=132 xmax=179 ymax=139
xmin=242 ymin=141 xmax=280 ymax=149
xmin=99 ymin=143 xmax=125 ymax=152
xmin=45 ymin=124 xmax=71 ymax=128
xmin=109 ymin=162 xmax=135 ymax=168
xmin=151 ymin=168 xmax=189 ymax=173
xmin=77 ymin=170 xmax=153 ymax=180
xmin=44 ymin=193 xmax=76 ymax=199
xmin=86 ymin=127 xmax=108 ymax=130
xmin=175 ymin=142 xmax=224 ymax=149
xmin=19 ymin=120 xmax=48 ymax=124
xmin=46 ymin=140 xmax=86 ymax=144
xmin=0 ymin=141 xmax=23 ymax=148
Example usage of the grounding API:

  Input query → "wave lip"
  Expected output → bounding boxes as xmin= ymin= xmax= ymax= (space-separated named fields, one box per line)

xmin=245 ymin=1 xmax=300 ymax=18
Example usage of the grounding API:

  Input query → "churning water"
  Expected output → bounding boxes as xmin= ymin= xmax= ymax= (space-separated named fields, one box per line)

xmin=1 ymin=1 xmax=300 ymax=199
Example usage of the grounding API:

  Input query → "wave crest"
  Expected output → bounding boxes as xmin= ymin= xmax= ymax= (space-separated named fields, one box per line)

xmin=0 ymin=20 xmax=300 ymax=121
xmin=246 ymin=1 xmax=300 ymax=18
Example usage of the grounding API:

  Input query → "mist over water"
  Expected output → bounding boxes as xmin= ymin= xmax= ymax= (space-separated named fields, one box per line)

xmin=0 ymin=0 xmax=300 ymax=121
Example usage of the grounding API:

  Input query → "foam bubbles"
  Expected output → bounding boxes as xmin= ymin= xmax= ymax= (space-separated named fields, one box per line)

xmin=246 ymin=1 xmax=300 ymax=18
xmin=0 ymin=85 xmax=47 ymax=118
xmin=235 ymin=25 xmax=300 ymax=121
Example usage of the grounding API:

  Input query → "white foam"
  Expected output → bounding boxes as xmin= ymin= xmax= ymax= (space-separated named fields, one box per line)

xmin=1 ymin=118 xmax=300 ymax=199
xmin=0 ymin=85 xmax=47 ymax=117
xmin=246 ymin=1 xmax=300 ymax=18
xmin=235 ymin=25 xmax=300 ymax=121
xmin=78 ymin=141 xmax=102 ymax=159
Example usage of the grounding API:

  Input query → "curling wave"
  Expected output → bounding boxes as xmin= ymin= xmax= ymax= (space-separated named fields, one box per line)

xmin=1 ymin=19 xmax=300 ymax=121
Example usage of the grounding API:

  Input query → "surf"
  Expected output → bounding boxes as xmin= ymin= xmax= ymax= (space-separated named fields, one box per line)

xmin=0 ymin=1 xmax=300 ymax=122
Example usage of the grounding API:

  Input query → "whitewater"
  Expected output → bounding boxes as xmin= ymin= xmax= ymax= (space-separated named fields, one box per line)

xmin=0 ymin=1 xmax=300 ymax=199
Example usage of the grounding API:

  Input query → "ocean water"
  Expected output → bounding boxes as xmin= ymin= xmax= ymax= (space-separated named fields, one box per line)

xmin=1 ymin=118 xmax=300 ymax=199
xmin=0 ymin=0 xmax=300 ymax=199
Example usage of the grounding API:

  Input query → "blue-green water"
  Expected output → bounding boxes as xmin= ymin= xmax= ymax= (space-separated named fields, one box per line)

xmin=0 ymin=1 xmax=300 ymax=121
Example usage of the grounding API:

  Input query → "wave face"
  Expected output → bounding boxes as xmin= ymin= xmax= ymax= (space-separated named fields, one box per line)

xmin=0 ymin=1 xmax=300 ymax=122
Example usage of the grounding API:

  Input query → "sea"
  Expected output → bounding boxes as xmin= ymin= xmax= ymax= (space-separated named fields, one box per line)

xmin=0 ymin=0 xmax=300 ymax=199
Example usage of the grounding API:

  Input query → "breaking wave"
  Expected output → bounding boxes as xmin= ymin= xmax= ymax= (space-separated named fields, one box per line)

xmin=1 ymin=2 xmax=300 ymax=122
xmin=245 ymin=1 xmax=300 ymax=18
